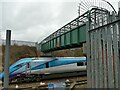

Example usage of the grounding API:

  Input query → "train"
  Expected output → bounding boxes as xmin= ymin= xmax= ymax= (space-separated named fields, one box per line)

xmin=0 ymin=57 xmax=86 ymax=82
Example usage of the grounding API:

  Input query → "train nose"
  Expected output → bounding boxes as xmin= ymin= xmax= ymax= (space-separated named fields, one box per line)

xmin=0 ymin=73 xmax=4 ymax=80
xmin=0 ymin=75 xmax=2 ymax=79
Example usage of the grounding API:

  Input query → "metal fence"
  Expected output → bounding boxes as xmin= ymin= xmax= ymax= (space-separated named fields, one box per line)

xmin=0 ymin=30 xmax=2 ymax=74
xmin=86 ymin=10 xmax=120 ymax=88
xmin=2 ymin=39 xmax=36 ymax=47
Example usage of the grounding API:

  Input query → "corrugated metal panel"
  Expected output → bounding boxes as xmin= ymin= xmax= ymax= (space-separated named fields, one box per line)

xmin=42 ymin=43 xmax=46 ymax=51
xmin=56 ymin=37 xmax=60 ymax=48
xmin=71 ymin=28 xmax=78 ymax=44
xmin=48 ymin=41 xmax=50 ymax=50
xmin=65 ymin=32 xmax=71 ymax=45
xmin=53 ymin=38 xmax=56 ymax=48
xmin=50 ymin=40 xmax=51 ymax=49
xmin=45 ymin=43 xmax=48 ymax=51
xmin=78 ymin=25 xmax=86 ymax=43
xmin=51 ymin=39 xmax=54 ymax=49
xmin=60 ymin=35 xmax=65 ymax=46
xmin=41 ymin=44 xmax=44 ymax=51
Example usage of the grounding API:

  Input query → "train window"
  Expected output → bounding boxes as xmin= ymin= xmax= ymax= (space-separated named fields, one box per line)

xmin=27 ymin=63 xmax=30 ymax=68
xmin=77 ymin=62 xmax=83 ymax=66
xmin=14 ymin=64 xmax=22 ymax=68
xmin=46 ymin=62 xmax=49 ymax=68
xmin=85 ymin=62 xmax=87 ymax=65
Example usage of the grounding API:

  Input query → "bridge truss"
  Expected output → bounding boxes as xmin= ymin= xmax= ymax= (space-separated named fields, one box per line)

xmin=38 ymin=7 xmax=109 ymax=52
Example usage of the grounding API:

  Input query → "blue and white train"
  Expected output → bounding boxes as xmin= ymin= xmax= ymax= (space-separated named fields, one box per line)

xmin=0 ymin=57 xmax=86 ymax=82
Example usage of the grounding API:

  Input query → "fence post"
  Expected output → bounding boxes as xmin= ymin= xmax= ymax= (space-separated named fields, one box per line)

xmin=0 ymin=30 xmax=2 ymax=74
xmin=86 ymin=10 xmax=91 ymax=88
xmin=3 ymin=30 xmax=11 ymax=89
xmin=118 ymin=9 xmax=120 ymax=90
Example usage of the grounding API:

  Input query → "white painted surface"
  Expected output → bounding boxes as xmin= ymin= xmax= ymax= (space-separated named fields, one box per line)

xmin=30 ymin=63 xmax=86 ymax=74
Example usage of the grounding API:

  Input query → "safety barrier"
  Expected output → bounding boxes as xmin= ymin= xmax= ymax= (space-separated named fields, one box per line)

xmin=86 ymin=9 xmax=120 ymax=88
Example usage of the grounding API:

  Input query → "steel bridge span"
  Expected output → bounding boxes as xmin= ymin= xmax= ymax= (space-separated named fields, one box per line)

xmin=38 ymin=7 xmax=109 ymax=52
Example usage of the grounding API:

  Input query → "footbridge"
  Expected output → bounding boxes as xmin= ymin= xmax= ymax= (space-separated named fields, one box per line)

xmin=38 ymin=7 xmax=109 ymax=52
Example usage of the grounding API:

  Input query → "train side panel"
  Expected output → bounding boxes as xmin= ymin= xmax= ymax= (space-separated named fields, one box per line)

xmin=40 ymin=63 xmax=86 ymax=74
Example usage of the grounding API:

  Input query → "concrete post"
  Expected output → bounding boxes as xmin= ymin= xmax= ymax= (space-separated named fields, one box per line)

xmin=3 ymin=30 xmax=11 ymax=89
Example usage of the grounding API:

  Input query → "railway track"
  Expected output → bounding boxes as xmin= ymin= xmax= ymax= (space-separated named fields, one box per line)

xmin=10 ymin=71 xmax=86 ymax=84
xmin=66 ymin=79 xmax=87 ymax=90
xmin=9 ymin=75 xmax=87 ymax=89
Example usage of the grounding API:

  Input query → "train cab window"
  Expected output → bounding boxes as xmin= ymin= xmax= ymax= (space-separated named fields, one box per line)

xmin=14 ymin=64 xmax=22 ymax=68
xmin=46 ymin=62 xmax=49 ymax=68
xmin=27 ymin=63 xmax=30 ymax=68
xmin=77 ymin=62 xmax=83 ymax=66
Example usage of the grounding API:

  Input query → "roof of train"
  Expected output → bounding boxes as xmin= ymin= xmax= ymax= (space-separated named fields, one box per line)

xmin=49 ymin=57 xmax=86 ymax=67
xmin=12 ymin=57 xmax=56 ymax=66
xmin=31 ymin=57 xmax=86 ymax=70
xmin=11 ymin=58 xmax=32 ymax=67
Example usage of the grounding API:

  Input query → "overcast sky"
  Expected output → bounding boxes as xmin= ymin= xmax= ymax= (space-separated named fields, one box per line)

xmin=0 ymin=0 xmax=119 ymax=43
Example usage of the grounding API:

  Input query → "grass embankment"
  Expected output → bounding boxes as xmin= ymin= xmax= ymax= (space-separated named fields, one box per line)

xmin=50 ymin=48 xmax=85 ymax=57
xmin=1 ymin=45 xmax=40 ymax=71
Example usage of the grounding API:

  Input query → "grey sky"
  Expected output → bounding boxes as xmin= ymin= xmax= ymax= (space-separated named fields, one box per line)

xmin=1 ymin=0 xmax=119 ymax=43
